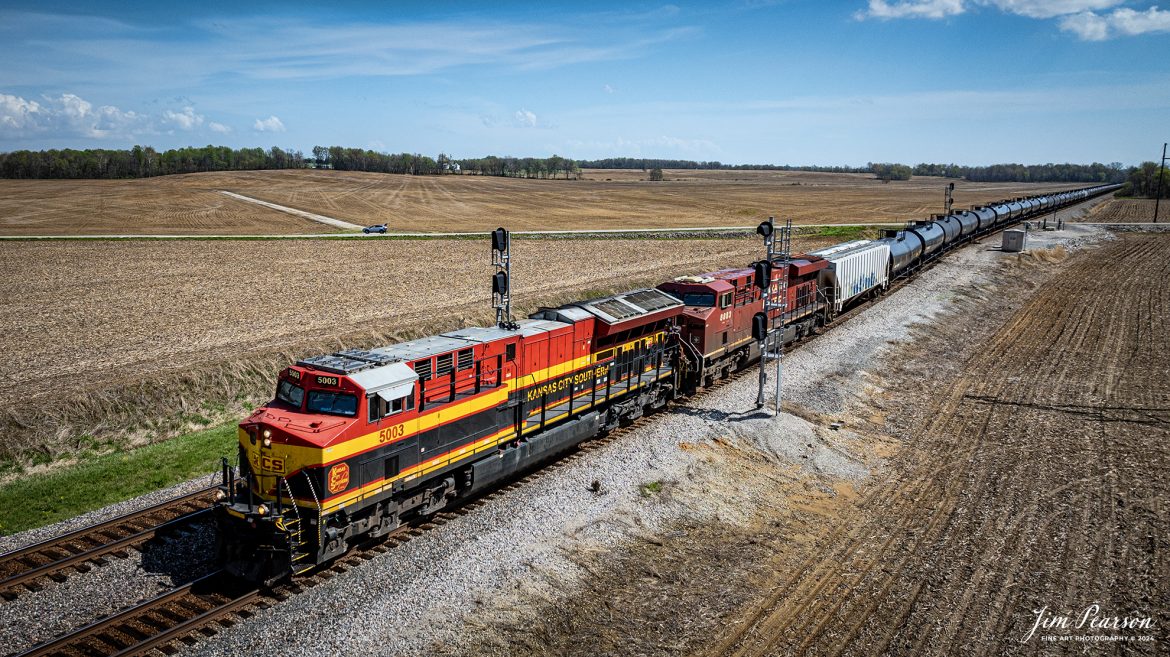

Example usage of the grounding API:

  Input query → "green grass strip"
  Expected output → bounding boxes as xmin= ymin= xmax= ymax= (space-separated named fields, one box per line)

xmin=0 ymin=422 xmax=237 ymax=536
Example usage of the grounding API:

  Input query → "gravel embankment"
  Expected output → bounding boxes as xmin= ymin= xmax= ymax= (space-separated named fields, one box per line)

xmin=0 ymin=224 xmax=1111 ymax=657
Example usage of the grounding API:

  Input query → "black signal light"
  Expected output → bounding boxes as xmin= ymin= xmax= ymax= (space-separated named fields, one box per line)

xmin=492 ymin=271 xmax=508 ymax=295
xmin=492 ymin=227 xmax=509 ymax=253
xmin=753 ymin=260 xmax=772 ymax=290
xmin=751 ymin=313 xmax=768 ymax=341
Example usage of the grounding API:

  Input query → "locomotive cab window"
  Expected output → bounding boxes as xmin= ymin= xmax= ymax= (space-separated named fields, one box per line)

xmin=307 ymin=390 xmax=357 ymax=417
xmin=671 ymin=291 xmax=715 ymax=307
xmin=276 ymin=379 xmax=304 ymax=409
xmin=505 ymin=343 xmax=516 ymax=361
xmin=720 ymin=292 xmax=732 ymax=309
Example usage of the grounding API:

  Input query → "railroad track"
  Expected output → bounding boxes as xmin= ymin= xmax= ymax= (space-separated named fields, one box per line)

xmin=0 ymin=486 xmax=217 ymax=599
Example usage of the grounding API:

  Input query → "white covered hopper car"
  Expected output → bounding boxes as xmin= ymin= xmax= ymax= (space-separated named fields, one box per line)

xmin=810 ymin=240 xmax=891 ymax=316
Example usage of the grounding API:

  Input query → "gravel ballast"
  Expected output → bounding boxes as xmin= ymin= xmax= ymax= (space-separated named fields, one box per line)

xmin=0 ymin=224 xmax=1112 ymax=657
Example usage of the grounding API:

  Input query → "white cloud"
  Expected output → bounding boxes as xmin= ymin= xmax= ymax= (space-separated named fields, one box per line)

xmin=514 ymin=109 xmax=538 ymax=128
xmin=603 ymin=84 xmax=616 ymax=94
xmin=1059 ymin=5 xmax=1170 ymax=39
xmin=981 ymin=1 xmax=1123 ymax=19
xmin=0 ymin=93 xmax=44 ymax=132
xmin=858 ymin=0 xmax=1168 ymax=41
xmin=162 ymin=106 xmax=204 ymax=130
xmin=0 ymin=92 xmax=147 ymax=139
xmin=1058 ymin=10 xmax=1111 ymax=38
xmin=860 ymin=0 xmax=965 ymax=19
xmin=253 ymin=115 xmax=286 ymax=132
xmin=0 ymin=91 xmax=237 ymax=141
xmin=1110 ymin=6 xmax=1170 ymax=35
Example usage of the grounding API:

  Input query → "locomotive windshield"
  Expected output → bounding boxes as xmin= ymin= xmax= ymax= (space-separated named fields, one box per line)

xmin=276 ymin=379 xmax=304 ymax=408
xmin=307 ymin=390 xmax=358 ymax=417
xmin=664 ymin=291 xmax=716 ymax=307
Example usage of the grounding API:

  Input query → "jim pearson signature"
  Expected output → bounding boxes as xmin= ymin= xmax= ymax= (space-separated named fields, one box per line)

xmin=1022 ymin=604 xmax=1156 ymax=643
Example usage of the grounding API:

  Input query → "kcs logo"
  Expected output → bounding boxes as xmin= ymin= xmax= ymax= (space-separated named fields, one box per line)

xmin=327 ymin=463 xmax=350 ymax=494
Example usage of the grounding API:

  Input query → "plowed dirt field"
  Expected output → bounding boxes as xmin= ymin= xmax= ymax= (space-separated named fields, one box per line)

xmin=709 ymin=232 xmax=1170 ymax=655
xmin=0 ymin=169 xmax=1078 ymax=235
xmin=1084 ymin=197 xmax=1159 ymax=223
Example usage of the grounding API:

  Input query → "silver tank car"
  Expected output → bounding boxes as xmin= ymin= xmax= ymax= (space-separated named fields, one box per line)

xmin=935 ymin=214 xmax=963 ymax=245
xmin=906 ymin=220 xmax=946 ymax=258
xmin=954 ymin=210 xmax=980 ymax=237
xmin=879 ymin=230 xmax=923 ymax=275
xmin=972 ymin=207 xmax=997 ymax=231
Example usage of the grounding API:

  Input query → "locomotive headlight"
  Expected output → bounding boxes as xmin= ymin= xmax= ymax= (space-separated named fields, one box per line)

xmin=263 ymin=437 xmax=272 ymax=447
xmin=257 ymin=504 xmax=268 ymax=516
xmin=262 ymin=429 xmax=272 ymax=447
xmin=215 ymin=489 xmax=227 ymax=501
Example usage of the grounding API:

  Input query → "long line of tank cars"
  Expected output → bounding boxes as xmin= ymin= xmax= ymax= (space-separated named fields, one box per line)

xmin=216 ymin=183 xmax=1120 ymax=584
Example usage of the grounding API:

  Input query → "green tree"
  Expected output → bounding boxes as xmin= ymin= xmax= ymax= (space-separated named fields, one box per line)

xmin=870 ymin=162 xmax=912 ymax=182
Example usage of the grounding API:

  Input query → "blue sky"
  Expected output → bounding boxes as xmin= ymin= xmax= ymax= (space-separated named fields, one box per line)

xmin=1 ymin=1 xmax=1167 ymax=166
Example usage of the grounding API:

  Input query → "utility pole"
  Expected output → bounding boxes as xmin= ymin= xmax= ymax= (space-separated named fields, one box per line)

xmin=1155 ymin=142 xmax=1167 ymax=224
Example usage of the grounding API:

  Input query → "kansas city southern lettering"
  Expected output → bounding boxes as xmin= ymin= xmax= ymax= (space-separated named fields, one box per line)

xmin=526 ymin=368 xmax=599 ymax=403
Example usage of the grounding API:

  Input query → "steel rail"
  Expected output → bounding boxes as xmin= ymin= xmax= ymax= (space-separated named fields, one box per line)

xmin=0 ymin=486 xmax=217 ymax=595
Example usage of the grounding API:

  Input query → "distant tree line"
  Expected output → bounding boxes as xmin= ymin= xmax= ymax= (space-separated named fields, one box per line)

xmin=1118 ymin=162 xmax=1170 ymax=198
xmin=0 ymin=145 xmax=305 ymax=179
xmin=313 ymin=146 xmax=441 ymax=175
xmin=305 ymin=148 xmax=585 ymax=179
xmin=576 ymin=157 xmax=869 ymax=174
xmin=454 ymin=155 xmax=581 ymax=179
xmin=0 ymin=145 xmax=1144 ymax=187
xmin=912 ymin=161 xmax=1127 ymax=184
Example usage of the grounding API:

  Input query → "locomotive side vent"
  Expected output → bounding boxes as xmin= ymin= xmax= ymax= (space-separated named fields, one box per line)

xmin=436 ymin=353 xmax=454 ymax=377
xmin=457 ymin=348 xmax=473 ymax=370
xmin=413 ymin=359 xmax=433 ymax=381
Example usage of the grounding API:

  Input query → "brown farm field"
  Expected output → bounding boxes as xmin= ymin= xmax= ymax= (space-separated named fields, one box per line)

xmin=1084 ymin=197 xmax=1159 ymax=222
xmin=0 ymin=236 xmax=805 ymax=464
xmin=0 ymin=169 xmax=1080 ymax=235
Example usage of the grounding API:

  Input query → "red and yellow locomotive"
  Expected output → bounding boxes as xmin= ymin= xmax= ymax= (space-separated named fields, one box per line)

xmin=216 ymin=286 xmax=683 ymax=583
